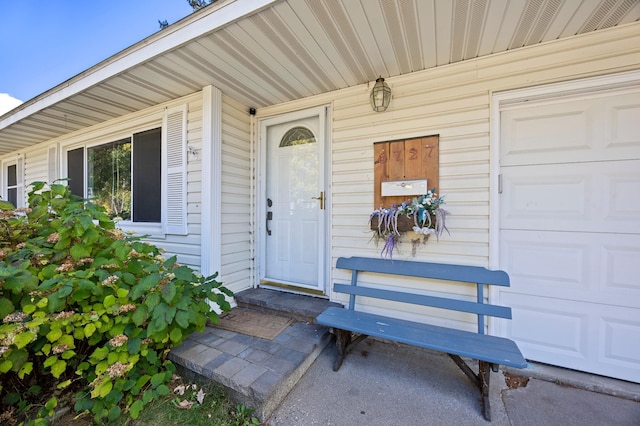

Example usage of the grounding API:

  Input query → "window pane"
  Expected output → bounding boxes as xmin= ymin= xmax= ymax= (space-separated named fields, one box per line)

xmin=133 ymin=128 xmax=161 ymax=222
xmin=7 ymin=188 xmax=16 ymax=207
xmin=67 ymin=148 xmax=85 ymax=198
xmin=88 ymin=139 xmax=131 ymax=220
xmin=7 ymin=165 xmax=16 ymax=187
xmin=280 ymin=126 xmax=316 ymax=147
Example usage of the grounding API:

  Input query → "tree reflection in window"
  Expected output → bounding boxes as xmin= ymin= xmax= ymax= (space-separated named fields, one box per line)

xmin=88 ymin=139 xmax=132 ymax=220
xmin=280 ymin=126 xmax=316 ymax=147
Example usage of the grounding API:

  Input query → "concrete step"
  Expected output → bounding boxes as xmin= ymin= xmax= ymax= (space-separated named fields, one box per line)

xmin=235 ymin=288 xmax=342 ymax=323
xmin=169 ymin=289 xmax=339 ymax=421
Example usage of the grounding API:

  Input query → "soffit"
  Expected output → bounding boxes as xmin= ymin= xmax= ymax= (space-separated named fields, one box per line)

xmin=1 ymin=0 xmax=639 ymax=154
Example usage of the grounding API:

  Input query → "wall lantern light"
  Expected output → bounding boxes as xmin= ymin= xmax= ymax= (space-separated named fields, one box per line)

xmin=370 ymin=77 xmax=391 ymax=112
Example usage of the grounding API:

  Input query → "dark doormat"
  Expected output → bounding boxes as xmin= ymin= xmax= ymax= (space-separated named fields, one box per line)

xmin=213 ymin=308 xmax=293 ymax=340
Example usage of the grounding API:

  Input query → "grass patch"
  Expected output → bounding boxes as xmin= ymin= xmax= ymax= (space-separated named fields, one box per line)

xmin=49 ymin=374 xmax=262 ymax=426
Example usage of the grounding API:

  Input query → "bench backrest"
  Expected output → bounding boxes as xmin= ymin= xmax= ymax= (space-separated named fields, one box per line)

xmin=334 ymin=256 xmax=512 ymax=334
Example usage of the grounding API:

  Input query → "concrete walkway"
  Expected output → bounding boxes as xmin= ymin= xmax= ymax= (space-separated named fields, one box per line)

xmin=267 ymin=339 xmax=640 ymax=426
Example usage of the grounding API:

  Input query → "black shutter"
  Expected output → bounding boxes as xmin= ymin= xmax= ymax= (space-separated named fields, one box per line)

xmin=67 ymin=148 xmax=84 ymax=198
xmin=133 ymin=128 xmax=161 ymax=222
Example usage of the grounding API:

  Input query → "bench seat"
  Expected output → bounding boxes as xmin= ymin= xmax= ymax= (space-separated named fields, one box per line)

xmin=317 ymin=307 xmax=526 ymax=368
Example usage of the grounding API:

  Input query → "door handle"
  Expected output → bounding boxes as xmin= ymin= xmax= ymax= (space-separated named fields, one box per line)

xmin=266 ymin=211 xmax=272 ymax=235
xmin=312 ymin=191 xmax=325 ymax=210
xmin=266 ymin=198 xmax=273 ymax=236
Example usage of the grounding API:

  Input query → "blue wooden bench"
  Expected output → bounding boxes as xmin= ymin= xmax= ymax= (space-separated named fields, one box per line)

xmin=316 ymin=256 xmax=527 ymax=421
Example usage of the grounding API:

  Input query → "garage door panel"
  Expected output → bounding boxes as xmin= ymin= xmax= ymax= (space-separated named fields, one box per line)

xmin=503 ymin=293 xmax=640 ymax=382
xmin=501 ymin=160 xmax=640 ymax=233
xmin=501 ymin=103 xmax=594 ymax=164
xmin=502 ymin=91 xmax=640 ymax=166
xmin=504 ymin=294 xmax=587 ymax=356
xmin=603 ymin=245 xmax=640 ymax=293
xmin=601 ymin=316 xmax=640 ymax=369
xmin=605 ymin=93 xmax=640 ymax=147
xmin=502 ymin=230 xmax=640 ymax=308
xmin=501 ymin=230 xmax=589 ymax=292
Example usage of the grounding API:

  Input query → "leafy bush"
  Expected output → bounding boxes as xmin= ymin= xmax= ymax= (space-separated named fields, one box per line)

xmin=0 ymin=182 xmax=232 ymax=424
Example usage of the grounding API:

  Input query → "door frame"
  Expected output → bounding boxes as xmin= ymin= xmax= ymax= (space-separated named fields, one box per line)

xmin=489 ymin=69 xmax=640 ymax=336
xmin=256 ymin=105 xmax=331 ymax=295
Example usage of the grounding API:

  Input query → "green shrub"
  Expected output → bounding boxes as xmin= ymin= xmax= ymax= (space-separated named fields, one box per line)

xmin=0 ymin=182 xmax=232 ymax=424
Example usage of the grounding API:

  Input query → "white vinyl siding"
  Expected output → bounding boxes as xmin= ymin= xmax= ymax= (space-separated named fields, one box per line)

xmin=48 ymin=145 xmax=58 ymax=183
xmin=257 ymin=23 xmax=640 ymax=332
xmin=220 ymin=95 xmax=252 ymax=293
xmin=24 ymin=147 xmax=49 ymax=193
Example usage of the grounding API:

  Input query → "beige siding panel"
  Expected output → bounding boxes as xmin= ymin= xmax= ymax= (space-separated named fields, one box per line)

xmin=24 ymin=147 xmax=48 ymax=190
xmin=220 ymin=95 xmax=252 ymax=293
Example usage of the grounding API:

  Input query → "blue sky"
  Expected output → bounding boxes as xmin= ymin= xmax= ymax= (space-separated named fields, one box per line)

xmin=0 ymin=0 xmax=195 ymax=114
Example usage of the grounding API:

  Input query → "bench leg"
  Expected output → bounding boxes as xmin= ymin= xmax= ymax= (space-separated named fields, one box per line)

xmin=479 ymin=361 xmax=492 ymax=422
xmin=333 ymin=329 xmax=352 ymax=371
xmin=448 ymin=355 xmax=494 ymax=421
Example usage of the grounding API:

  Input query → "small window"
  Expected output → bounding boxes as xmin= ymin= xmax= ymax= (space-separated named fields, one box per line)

xmin=6 ymin=164 xmax=17 ymax=207
xmin=280 ymin=126 xmax=316 ymax=147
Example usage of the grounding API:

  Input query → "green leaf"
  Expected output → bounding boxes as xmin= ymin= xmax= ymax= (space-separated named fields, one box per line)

xmin=84 ymin=323 xmax=96 ymax=338
xmin=44 ymin=356 xmax=58 ymax=368
xmin=70 ymin=244 xmax=91 ymax=260
xmin=91 ymin=346 xmax=109 ymax=361
xmin=18 ymin=361 xmax=33 ymax=379
xmin=74 ymin=397 xmax=94 ymax=412
xmin=164 ymin=306 xmax=176 ymax=324
xmin=14 ymin=331 xmax=36 ymax=349
xmin=150 ymin=372 xmax=166 ymax=388
xmin=57 ymin=379 xmax=72 ymax=389
xmin=108 ymin=405 xmax=121 ymax=422
xmin=91 ymin=379 xmax=113 ymax=399
xmin=161 ymin=282 xmax=177 ymax=304
xmin=5 ymin=349 xmax=29 ymax=372
xmin=131 ymin=305 xmax=148 ymax=326
xmin=156 ymin=384 xmax=170 ymax=396
xmin=130 ymin=274 xmax=161 ymax=300
xmin=57 ymin=284 xmax=73 ymax=298
xmin=44 ymin=396 xmax=58 ymax=411
xmin=169 ymin=328 xmax=182 ymax=343
xmin=0 ymin=360 xmax=12 ymax=373
xmin=115 ymin=244 xmax=131 ymax=261
xmin=103 ymin=295 xmax=116 ymax=308
xmin=116 ymin=288 xmax=129 ymax=298
xmin=127 ymin=337 xmax=141 ymax=354
xmin=144 ymin=293 xmax=160 ymax=310
xmin=0 ymin=199 xmax=15 ymax=210
xmin=46 ymin=328 xmax=63 ymax=343
xmin=174 ymin=266 xmax=195 ymax=281
xmin=129 ymin=400 xmax=144 ymax=420
xmin=51 ymin=359 xmax=67 ymax=378
xmin=22 ymin=304 xmax=37 ymax=315
xmin=175 ymin=310 xmax=190 ymax=328
xmin=0 ymin=298 xmax=14 ymax=318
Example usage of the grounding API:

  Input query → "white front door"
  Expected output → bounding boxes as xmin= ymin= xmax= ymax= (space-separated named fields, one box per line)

xmin=262 ymin=108 xmax=326 ymax=293
xmin=497 ymin=81 xmax=640 ymax=383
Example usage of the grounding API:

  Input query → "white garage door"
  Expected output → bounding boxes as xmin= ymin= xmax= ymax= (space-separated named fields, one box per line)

xmin=498 ymin=83 xmax=640 ymax=383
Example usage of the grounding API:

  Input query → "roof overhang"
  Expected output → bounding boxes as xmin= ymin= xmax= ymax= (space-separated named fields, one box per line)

xmin=1 ymin=0 xmax=639 ymax=154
